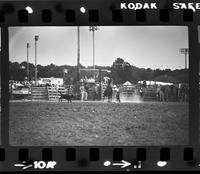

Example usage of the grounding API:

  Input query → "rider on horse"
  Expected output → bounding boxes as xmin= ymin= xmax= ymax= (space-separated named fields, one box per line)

xmin=103 ymin=79 xmax=113 ymax=102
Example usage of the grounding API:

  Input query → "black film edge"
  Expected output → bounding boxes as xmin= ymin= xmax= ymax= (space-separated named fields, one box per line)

xmin=0 ymin=0 xmax=199 ymax=171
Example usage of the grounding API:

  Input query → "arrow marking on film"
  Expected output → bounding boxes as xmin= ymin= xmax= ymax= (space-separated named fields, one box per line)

xmin=14 ymin=163 xmax=33 ymax=170
xmin=22 ymin=164 xmax=33 ymax=170
xmin=14 ymin=164 xmax=25 ymax=167
xmin=112 ymin=160 xmax=131 ymax=168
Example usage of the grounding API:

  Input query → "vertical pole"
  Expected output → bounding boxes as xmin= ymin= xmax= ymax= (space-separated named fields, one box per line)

xmin=93 ymin=29 xmax=95 ymax=82
xmin=35 ymin=38 xmax=37 ymax=86
xmin=77 ymin=26 xmax=80 ymax=96
xmin=185 ymin=50 xmax=187 ymax=69
xmin=27 ymin=43 xmax=29 ymax=81
xmin=99 ymin=69 xmax=102 ymax=100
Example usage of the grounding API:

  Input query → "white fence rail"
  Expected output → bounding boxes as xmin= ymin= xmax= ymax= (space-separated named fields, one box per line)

xmin=47 ymin=86 xmax=66 ymax=101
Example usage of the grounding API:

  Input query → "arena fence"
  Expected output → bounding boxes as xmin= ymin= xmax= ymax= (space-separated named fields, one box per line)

xmin=143 ymin=88 xmax=158 ymax=101
xmin=31 ymin=87 xmax=48 ymax=100
xmin=47 ymin=86 xmax=65 ymax=101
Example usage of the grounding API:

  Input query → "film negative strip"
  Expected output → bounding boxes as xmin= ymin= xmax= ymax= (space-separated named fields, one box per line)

xmin=0 ymin=0 xmax=199 ymax=171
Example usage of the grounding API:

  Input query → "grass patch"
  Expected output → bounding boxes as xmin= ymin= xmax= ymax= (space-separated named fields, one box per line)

xmin=9 ymin=101 xmax=188 ymax=146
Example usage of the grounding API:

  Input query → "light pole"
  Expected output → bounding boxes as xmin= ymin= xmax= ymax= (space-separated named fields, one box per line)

xmin=89 ymin=26 xmax=99 ymax=82
xmin=77 ymin=26 xmax=80 ymax=83
xmin=77 ymin=26 xmax=80 ymax=96
xmin=34 ymin=35 xmax=39 ymax=86
xmin=179 ymin=48 xmax=189 ymax=69
xmin=26 ymin=43 xmax=30 ymax=81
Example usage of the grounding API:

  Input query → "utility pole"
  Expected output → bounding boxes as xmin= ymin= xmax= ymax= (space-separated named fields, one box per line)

xmin=99 ymin=69 xmax=102 ymax=100
xmin=77 ymin=26 xmax=80 ymax=82
xmin=179 ymin=48 xmax=189 ymax=69
xmin=34 ymin=35 xmax=39 ymax=86
xmin=27 ymin=43 xmax=30 ymax=81
xmin=77 ymin=26 xmax=80 ymax=96
xmin=89 ymin=26 xmax=99 ymax=82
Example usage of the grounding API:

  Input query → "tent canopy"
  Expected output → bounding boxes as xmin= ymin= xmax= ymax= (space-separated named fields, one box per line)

xmin=123 ymin=81 xmax=133 ymax=86
xmin=138 ymin=80 xmax=173 ymax=86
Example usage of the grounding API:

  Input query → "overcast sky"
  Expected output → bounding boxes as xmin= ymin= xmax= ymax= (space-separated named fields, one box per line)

xmin=9 ymin=26 xmax=188 ymax=70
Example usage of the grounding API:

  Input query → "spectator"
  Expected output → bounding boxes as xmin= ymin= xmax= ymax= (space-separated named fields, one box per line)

xmin=139 ymin=87 xmax=143 ymax=97
xmin=116 ymin=87 xmax=120 ymax=103
xmin=159 ymin=85 xmax=165 ymax=101
xmin=165 ymin=85 xmax=170 ymax=102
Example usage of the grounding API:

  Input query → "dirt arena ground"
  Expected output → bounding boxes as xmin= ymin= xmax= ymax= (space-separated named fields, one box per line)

xmin=9 ymin=101 xmax=188 ymax=146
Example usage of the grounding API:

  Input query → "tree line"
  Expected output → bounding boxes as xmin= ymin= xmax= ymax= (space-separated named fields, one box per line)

xmin=9 ymin=57 xmax=188 ymax=85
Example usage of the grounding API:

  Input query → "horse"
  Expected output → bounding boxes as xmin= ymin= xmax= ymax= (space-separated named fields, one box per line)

xmin=103 ymin=85 xmax=113 ymax=102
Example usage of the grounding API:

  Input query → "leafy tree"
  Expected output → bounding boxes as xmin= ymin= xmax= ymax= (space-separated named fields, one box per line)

xmin=111 ymin=57 xmax=134 ymax=84
xmin=9 ymin=60 xmax=188 ymax=85
xmin=154 ymin=74 xmax=176 ymax=83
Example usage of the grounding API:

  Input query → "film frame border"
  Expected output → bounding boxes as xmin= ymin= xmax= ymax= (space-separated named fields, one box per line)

xmin=0 ymin=0 xmax=199 ymax=171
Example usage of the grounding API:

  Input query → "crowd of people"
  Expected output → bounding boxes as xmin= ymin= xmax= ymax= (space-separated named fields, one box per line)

xmin=9 ymin=78 xmax=190 ymax=103
xmin=157 ymin=84 xmax=188 ymax=102
xmin=9 ymin=80 xmax=31 ymax=88
xmin=139 ymin=83 xmax=189 ymax=102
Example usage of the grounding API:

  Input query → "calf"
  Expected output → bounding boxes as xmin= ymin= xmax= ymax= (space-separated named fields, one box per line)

xmin=59 ymin=93 xmax=73 ymax=102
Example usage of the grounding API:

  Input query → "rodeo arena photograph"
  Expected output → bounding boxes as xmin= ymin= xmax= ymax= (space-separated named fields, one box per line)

xmin=7 ymin=26 xmax=190 ymax=146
